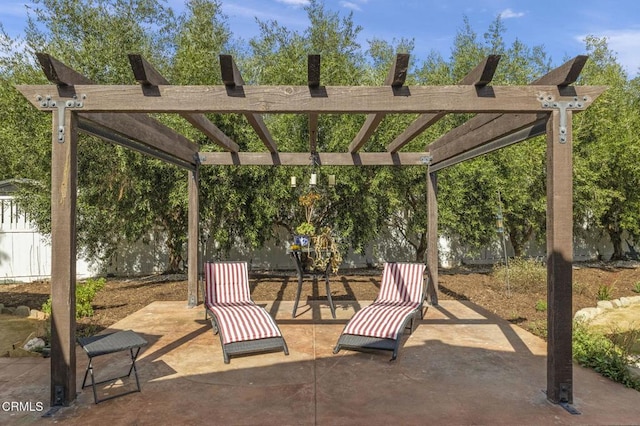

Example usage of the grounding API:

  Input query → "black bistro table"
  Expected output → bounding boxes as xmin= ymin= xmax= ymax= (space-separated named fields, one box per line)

xmin=288 ymin=248 xmax=336 ymax=319
xmin=77 ymin=329 xmax=148 ymax=404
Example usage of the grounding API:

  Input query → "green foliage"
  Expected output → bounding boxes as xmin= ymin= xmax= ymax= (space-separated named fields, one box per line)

xmin=2 ymin=0 xmax=639 ymax=270
xmin=492 ymin=257 xmax=546 ymax=293
xmin=534 ymin=300 xmax=547 ymax=312
xmin=573 ymin=321 xmax=640 ymax=391
xmin=295 ymin=222 xmax=316 ymax=237
xmin=573 ymin=36 xmax=640 ymax=260
xmin=596 ymin=283 xmax=615 ymax=301
xmin=632 ymin=282 xmax=640 ymax=293
xmin=41 ymin=277 xmax=106 ymax=319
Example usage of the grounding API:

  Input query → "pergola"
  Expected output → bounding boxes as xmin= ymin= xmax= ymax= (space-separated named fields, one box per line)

xmin=16 ymin=52 xmax=605 ymax=409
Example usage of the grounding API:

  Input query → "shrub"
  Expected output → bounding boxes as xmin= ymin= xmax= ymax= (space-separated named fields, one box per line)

xmin=573 ymin=321 xmax=640 ymax=391
xmin=596 ymin=283 xmax=614 ymax=301
xmin=41 ymin=277 xmax=106 ymax=319
xmin=632 ymin=281 xmax=640 ymax=294
xmin=534 ymin=300 xmax=547 ymax=312
xmin=492 ymin=257 xmax=546 ymax=293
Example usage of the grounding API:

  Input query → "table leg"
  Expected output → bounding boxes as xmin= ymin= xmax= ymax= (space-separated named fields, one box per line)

xmin=325 ymin=273 xmax=336 ymax=319
xmin=293 ymin=272 xmax=303 ymax=318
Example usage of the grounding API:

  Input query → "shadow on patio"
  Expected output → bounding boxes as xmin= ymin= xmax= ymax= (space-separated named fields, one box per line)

xmin=2 ymin=299 xmax=640 ymax=425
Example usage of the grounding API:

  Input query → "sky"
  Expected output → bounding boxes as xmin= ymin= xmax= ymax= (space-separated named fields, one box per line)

xmin=1 ymin=0 xmax=639 ymax=77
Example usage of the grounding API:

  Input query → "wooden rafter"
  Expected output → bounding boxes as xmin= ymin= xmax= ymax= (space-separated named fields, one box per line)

xmin=387 ymin=55 xmax=501 ymax=153
xmin=129 ymin=54 xmax=239 ymax=153
xmin=349 ymin=53 xmax=409 ymax=153
xmin=35 ymin=53 xmax=198 ymax=167
xmin=220 ymin=54 xmax=277 ymax=153
xmin=428 ymin=56 xmax=589 ymax=168
xmin=308 ymin=54 xmax=320 ymax=153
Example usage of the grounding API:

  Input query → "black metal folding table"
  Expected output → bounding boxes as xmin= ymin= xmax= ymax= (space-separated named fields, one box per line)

xmin=77 ymin=330 xmax=148 ymax=404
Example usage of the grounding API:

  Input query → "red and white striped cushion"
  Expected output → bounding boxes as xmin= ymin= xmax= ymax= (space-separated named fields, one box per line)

xmin=204 ymin=262 xmax=282 ymax=344
xmin=208 ymin=303 xmax=282 ymax=344
xmin=377 ymin=262 xmax=425 ymax=304
xmin=343 ymin=262 xmax=425 ymax=340
xmin=205 ymin=262 xmax=252 ymax=305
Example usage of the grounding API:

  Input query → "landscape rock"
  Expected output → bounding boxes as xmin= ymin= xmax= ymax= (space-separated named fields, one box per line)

xmin=29 ymin=309 xmax=48 ymax=320
xmin=620 ymin=297 xmax=632 ymax=307
xmin=2 ymin=307 xmax=15 ymax=315
xmin=14 ymin=305 xmax=31 ymax=317
xmin=574 ymin=307 xmax=601 ymax=321
xmin=23 ymin=337 xmax=45 ymax=351
xmin=596 ymin=300 xmax=614 ymax=310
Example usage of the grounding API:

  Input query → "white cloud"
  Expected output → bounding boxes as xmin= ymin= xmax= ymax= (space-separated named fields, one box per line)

xmin=275 ymin=0 xmax=310 ymax=7
xmin=577 ymin=29 xmax=640 ymax=77
xmin=499 ymin=8 xmax=525 ymax=19
xmin=340 ymin=1 xmax=362 ymax=11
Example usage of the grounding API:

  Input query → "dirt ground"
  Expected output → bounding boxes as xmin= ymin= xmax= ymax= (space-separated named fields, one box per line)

xmin=2 ymin=261 xmax=640 ymax=340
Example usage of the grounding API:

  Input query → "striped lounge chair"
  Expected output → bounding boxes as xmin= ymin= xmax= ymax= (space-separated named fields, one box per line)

xmin=204 ymin=261 xmax=289 ymax=363
xmin=333 ymin=262 xmax=426 ymax=360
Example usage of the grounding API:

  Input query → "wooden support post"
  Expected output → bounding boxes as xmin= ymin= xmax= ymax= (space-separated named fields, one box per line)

xmin=426 ymin=171 xmax=439 ymax=305
xmin=546 ymin=109 xmax=574 ymax=404
xmin=187 ymin=167 xmax=199 ymax=308
xmin=49 ymin=108 xmax=78 ymax=406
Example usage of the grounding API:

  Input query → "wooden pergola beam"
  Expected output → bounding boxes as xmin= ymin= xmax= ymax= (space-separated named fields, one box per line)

xmin=348 ymin=53 xmax=409 ymax=153
xmin=198 ymin=151 xmax=431 ymax=166
xmin=430 ymin=113 xmax=544 ymax=164
xmin=16 ymin=84 xmax=606 ymax=114
xmin=128 ymin=54 xmax=239 ymax=153
xmin=387 ymin=55 xmax=501 ymax=153
xmin=220 ymin=54 xmax=277 ymax=153
xmin=308 ymin=55 xmax=320 ymax=153
xmin=428 ymin=117 xmax=547 ymax=172
xmin=78 ymin=116 xmax=196 ymax=170
xmin=427 ymin=56 xmax=590 ymax=167
xmin=81 ymin=112 xmax=198 ymax=165
xmin=35 ymin=53 xmax=198 ymax=166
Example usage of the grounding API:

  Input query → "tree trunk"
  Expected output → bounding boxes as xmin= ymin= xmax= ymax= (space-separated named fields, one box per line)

xmin=608 ymin=227 xmax=624 ymax=260
xmin=415 ymin=231 xmax=428 ymax=263
xmin=166 ymin=233 xmax=184 ymax=273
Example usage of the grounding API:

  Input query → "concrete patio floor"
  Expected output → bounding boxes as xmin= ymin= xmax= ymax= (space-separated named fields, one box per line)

xmin=2 ymin=298 xmax=640 ymax=425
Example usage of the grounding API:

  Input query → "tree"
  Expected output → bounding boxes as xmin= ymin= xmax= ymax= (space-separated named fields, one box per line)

xmin=573 ymin=36 xmax=640 ymax=260
xmin=433 ymin=16 xmax=551 ymax=260
xmin=9 ymin=0 xmax=196 ymax=271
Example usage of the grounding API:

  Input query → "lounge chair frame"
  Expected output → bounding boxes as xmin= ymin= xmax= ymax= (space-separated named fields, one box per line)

xmin=203 ymin=261 xmax=289 ymax=363
xmin=333 ymin=262 xmax=426 ymax=360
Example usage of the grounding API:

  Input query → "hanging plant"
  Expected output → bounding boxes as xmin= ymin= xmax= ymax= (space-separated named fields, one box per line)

xmin=313 ymin=226 xmax=343 ymax=274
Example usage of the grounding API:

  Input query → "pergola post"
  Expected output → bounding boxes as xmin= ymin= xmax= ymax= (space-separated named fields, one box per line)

xmin=546 ymin=109 xmax=574 ymax=404
xmin=426 ymin=170 xmax=439 ymax=305
xmin=49 ymin=108 xmax=78 ymax=406
xmin=187 ymin=167 xmax=199 ymax=308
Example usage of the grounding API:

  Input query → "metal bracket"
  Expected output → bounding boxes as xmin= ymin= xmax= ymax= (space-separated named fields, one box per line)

xmin=35 ymin=94 xmax=86 ymax=143
xmin=539 ymin=94 xmax=589 ymax=144
xmin=420 ymin=155 xmax=432 ymax=165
